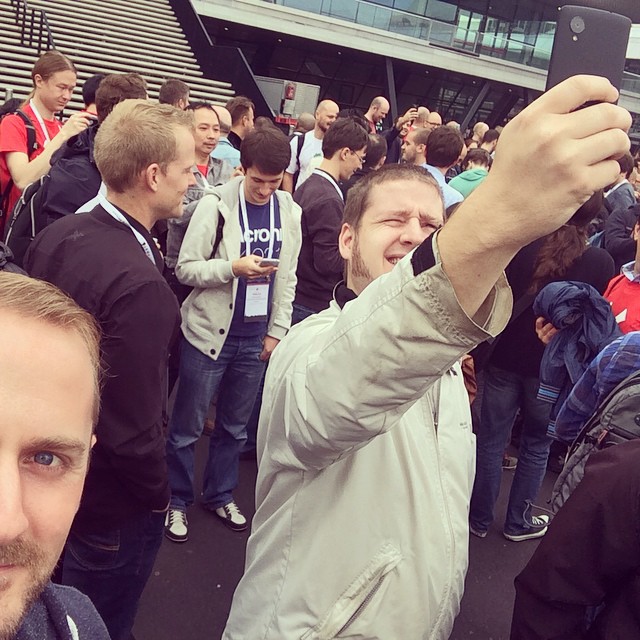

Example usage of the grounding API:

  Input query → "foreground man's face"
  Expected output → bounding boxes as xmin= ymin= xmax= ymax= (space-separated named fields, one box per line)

xmin=0 ymin=313 xmax=94 ymax=639
xmin=340 ymin=179 xmax=444 ymax=295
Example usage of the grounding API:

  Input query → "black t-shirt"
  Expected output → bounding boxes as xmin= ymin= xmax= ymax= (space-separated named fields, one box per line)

xmin=490 ymin=243 xmax=615 ymax=377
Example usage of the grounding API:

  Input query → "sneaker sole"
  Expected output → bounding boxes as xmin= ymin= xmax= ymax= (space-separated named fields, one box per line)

xmin=214 ymin=512 xmax=248 ymax=532
xmin=164 ymin=529 xmax=188 ymax=543
xmin=469 ymin=527 xmax=487 ymax=538
xmin=503 ymin=526 xmax=548 ymax=542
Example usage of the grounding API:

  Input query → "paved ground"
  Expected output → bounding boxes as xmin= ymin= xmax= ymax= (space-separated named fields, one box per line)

xmin=133 ymin=437 xmax=554 ymax=640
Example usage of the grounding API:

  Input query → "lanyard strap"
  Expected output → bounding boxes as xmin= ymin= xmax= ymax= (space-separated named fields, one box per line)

xmin=238 ymin=183 xmax=275 ymax=258
xmin=313 ymin=169 xmax=344 ymax=201
xmin=98 ymin=195 xmax=156 ymax=265
xmin=29 ymin=99 xmax=51 ymax=145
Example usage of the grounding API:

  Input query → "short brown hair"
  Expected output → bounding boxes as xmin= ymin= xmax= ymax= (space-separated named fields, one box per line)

xmin=240 ymin=127 xmax=290 ymax=174
xmin=425 ymin=126 xmax=464 ymax=168
xmin=322 ymin=117 xmax=368 ymax=159
xmin=226 ymin=96 xmax=254 ymax=126
xmin=344 ymin=164 xmax=442 ymax=230
xmin=95 ymin=73 xmax=148 ymax=123
xmin=0 ymin=272 xmax=101 ymax=425
xmin=158 ymin=78 xmax=189 ymax=106
xmin=410 ymin=127 xmax=431 ymax=148
xmin=618 ymin=152 xmax=635 ymax=179
xmin=94 ymin=100 xmax=194 ymax=193
xmin=463 ymin=148 xmax=491 ymax=171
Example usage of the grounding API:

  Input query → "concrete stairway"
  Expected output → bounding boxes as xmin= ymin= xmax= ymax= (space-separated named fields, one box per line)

xmin=0 ymin=0 xmax=234 ymax=110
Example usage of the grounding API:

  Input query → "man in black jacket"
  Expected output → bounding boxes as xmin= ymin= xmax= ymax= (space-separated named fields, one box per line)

xmin=604 ymin=202 xmax=639 ymax=273
xmin=25 ymin=100 xmax=195 ymax=640
xmin=291 ymin=117 xmax=367 ymax=324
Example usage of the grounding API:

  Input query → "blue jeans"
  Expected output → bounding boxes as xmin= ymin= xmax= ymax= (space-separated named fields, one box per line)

xmin=469 ymin=365 xmax=552 ymax=534
xmin=61 ymin=510 xmax=165 ymax=640
xmin=291 ymin=302 xmax=317 ymax=326
xmin=166 ymin=335 xmax=265 ymax=510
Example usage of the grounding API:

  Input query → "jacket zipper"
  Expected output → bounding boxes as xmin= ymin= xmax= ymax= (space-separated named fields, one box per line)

xmin=334 ymin=574 xmax=385 ymax=637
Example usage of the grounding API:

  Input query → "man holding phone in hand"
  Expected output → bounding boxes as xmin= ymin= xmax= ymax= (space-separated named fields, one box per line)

xmin=164 ymin=126 xmax=301 ymax=540
xmin=223 ymin=76 xmax=632 ymax=639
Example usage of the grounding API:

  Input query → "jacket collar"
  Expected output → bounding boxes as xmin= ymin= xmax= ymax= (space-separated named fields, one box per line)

xmin=334 ymin=281 xmax=357 ymax=309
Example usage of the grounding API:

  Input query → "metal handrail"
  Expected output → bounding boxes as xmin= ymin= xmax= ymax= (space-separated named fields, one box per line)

xmin=9 ymin=0 xmax=56 ymax=54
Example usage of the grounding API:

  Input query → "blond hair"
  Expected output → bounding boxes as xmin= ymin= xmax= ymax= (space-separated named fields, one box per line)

xmin=94 ymin=100 xmax=194 ymax=193
xmin=0 ymin=272 xmax=101 ymax=425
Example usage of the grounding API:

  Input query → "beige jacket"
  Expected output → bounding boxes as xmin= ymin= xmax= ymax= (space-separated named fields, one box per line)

xmin=224 ymin=235 xmax=511 ymax=639
xmin=176 ymin=176 xmax=302 ymax=360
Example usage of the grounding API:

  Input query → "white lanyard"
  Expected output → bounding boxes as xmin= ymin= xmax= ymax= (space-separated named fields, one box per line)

xmin=238 ymin=183 xmax=275 ymax=258
xmin=29 ymin=99 xmax=51 ymax=145
xmin=313 ymin=168 xmax=344 ymax=201
xmin=98 ymin=194 xmax=156 ymax=265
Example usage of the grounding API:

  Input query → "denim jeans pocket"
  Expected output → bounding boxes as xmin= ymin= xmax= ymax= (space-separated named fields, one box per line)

xmin=66 ymin=528 xmax=122 ymax=571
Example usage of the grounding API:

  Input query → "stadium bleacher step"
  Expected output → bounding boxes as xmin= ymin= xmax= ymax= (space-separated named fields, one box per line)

xmin=0 ymin=0 xmax=235 ymax=110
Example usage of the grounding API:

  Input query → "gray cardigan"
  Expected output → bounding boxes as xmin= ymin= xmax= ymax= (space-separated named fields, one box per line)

xmin=176 ymin=176 xmax=302 ymax=360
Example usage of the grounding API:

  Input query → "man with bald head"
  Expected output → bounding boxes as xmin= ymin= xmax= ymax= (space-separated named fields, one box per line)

xmin=282 ymin=98 xmax=339 ymax=192
xmin=293 ymin=112 xmax=315 ymax=134
xmin=211 ymin=105 xmax=241 ymax=167
xmin=469 ymin=121 xmax=489 ymax=148
xmin=414 ymin=106 xmax=430 ymax=128
xmin=426 ymin=111 xmax=443 ymax=130
xmin=364 ymin=96 xmax=390 ymax=132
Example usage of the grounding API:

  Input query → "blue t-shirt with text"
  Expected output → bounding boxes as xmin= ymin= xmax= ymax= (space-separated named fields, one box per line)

xmin=229 ymin=197 xmax=282 ymax=337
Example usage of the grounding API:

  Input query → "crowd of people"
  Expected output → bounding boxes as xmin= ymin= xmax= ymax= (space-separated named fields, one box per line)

xmin=0 ymin=48 xmax=639 ymax=640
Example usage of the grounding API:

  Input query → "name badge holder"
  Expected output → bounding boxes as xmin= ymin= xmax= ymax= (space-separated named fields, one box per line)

xmin=239 ymin=186 xmax=275 ymax=323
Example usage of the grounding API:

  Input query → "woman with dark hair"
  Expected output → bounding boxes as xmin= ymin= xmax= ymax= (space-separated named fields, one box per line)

xmin=0 ymin=50 xmax=92 ymax=233
xmin=469 ymin=191 xmax=615 ymax=542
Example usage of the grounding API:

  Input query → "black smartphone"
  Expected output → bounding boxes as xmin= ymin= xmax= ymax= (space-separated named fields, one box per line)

xmin=545 ymin=5 xmax=631 ymax=93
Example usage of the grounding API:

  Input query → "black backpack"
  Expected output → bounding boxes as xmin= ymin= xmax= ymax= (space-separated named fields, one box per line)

xmin=0 ymin=110 xmax=38 ymax=221
xmin=3 ymin=173 xmax=50 ymax=268
xmin=0 ymin=240 xmax=27 ymax=275
xmin=550 ymin=369 xmax=640 ymax=514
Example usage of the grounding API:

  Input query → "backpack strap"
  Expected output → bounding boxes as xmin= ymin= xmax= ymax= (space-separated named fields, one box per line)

xmin=14 ymin=110 xmax=39 ymax=158
xmin=0 ymin=110 xmax=39 ymax=218
xmin=295 ymin=132 xmax=304 ymax=169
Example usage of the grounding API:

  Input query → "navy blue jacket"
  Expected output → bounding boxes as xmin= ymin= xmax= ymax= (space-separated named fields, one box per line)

xmin=533 ymin=281 xmax=622 ymax=438
xmin=17 ymin=582 xmax=110 ymax=639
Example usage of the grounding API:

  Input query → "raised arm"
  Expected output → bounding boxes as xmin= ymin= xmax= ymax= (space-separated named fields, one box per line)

xmin=438 ymin=76 xmax=631 ymax=319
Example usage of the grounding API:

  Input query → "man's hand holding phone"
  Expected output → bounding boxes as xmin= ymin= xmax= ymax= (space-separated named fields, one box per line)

xmin=232 ymin=255 xmax=278 ymax=279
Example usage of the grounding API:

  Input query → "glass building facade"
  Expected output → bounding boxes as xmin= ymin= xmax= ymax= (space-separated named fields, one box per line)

xmin=202 ymin=0 xmax=640 ymax=137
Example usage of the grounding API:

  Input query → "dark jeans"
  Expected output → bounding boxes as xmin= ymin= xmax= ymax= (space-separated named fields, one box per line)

xmin=61 ymin=510 xmax=165 ymax=640
xmin=291 ymin=302 xmax=317 ymax=326
xmin=470 ymin=365 xmax=552 ymax=534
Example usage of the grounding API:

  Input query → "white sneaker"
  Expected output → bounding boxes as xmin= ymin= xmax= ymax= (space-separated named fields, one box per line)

xmin=214 ymin=500 xmax=247 ymax=532
xmin=503 ymin=515 xmax=549 ymax=542
xmin=164 ymin=509 xmax=188 ymax=543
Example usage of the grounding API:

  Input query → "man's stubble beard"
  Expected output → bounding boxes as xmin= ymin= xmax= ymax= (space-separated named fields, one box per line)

xmin=350 ymin=233 xmax=372 ymax=284
xmin=0 ymin=539 xmax=53 ymax=640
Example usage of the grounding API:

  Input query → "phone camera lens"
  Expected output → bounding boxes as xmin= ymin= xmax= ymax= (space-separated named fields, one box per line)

xmin=570 ymin=16 xmax=585 ymax=34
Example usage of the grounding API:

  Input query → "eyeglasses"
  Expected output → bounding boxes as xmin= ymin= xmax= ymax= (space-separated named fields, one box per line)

xmin=350 ymin=150 xmax=366 ymax=165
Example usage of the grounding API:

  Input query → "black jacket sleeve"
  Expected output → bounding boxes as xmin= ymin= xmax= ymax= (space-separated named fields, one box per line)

xmin=604 ymin=207 xmax=636 ymax=264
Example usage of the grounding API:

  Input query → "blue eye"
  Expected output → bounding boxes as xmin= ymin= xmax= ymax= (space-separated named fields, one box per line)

xmin=33 ymin=452 xmax=57 ymax=466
